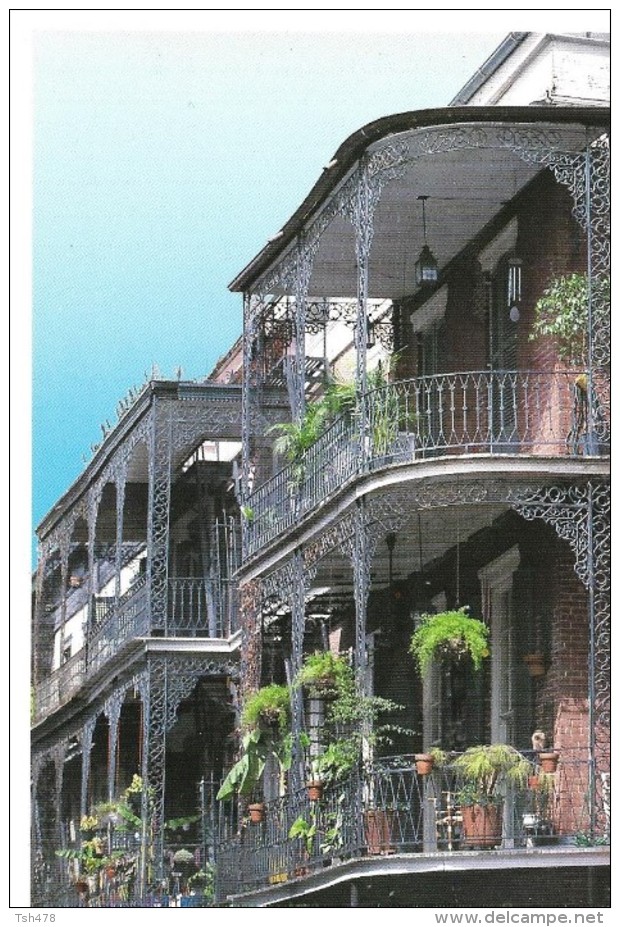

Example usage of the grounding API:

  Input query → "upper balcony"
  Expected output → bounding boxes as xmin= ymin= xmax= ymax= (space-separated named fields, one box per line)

xmin=230 ymin=108 xmax=610 ymax=566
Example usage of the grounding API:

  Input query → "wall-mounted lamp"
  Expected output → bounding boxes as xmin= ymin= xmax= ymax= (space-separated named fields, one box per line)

xmin=366 ymin=317 xmax=376 ymax=349
xmin=415 ymin=195 xmax=439 ymax=288
xmin=507 ymin=256 xmax=522 ymax=322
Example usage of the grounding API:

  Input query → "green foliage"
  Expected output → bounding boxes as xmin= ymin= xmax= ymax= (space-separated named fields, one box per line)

xmin=217 ymin=685 xmax=292 ymax=801
xmin=530 ymin=272 xmax=610 ymax=366
xmin=241 ymin=683 xmax=290 ymax=735
xmin=216 ymin=729 xmax=267 ymax=800
xmin=409 ymin=607 xmax=490 ymax=677
xmin=316 ymin=682 xmax=410 ymax=782
xmin=164 ymin=813 xmax=201 ymax=832
xmin=56 ymin=836 xmax=108 ymax=874
xmin=294 ymin=651 xmax=354 ymax=698
xmin=289 ymin=814 xmax=318 ymax=854
xmin=268 ymin=378 xmax=357 ymax=481
xmin=188 ymin=863 xmax=215 ymax=902
xmin=453 ymin=744 xmax=530 ymax=805
xmin=428 ymin=747 xmax=449 ymax=768
xmin=172 ymin=847 xmax=196 ymax=866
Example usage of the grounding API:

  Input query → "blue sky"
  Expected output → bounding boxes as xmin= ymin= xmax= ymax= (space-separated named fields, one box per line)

xmin=16 ymin=10 xmax=608 ymax=557
xmin=31 ymin=22 xmax=510 ymax=545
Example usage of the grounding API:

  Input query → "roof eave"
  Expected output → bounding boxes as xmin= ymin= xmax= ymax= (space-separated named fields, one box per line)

xmin=229 ymin=104 xmax=610 ymax=294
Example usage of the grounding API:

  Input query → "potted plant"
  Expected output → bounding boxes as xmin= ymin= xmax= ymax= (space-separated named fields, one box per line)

xmin=538 ymin=750 xmax=560 ymax=774
xmin=241 ymin=682 xmax=290 ymax=733
xmin=295 ymin=650 xmax=353 ymax=700
xmin=523 ymin=652 xmax=546 ymax=678
xmin=216 ymin=684 xmax=292 ymax=808
xmin=247 ymin=802 xmax=266 ymax=824
xmin=452 ymin=744 xmax=530 ymax=849
xmin=305 ymin=763 xmax=324 ymax=801
xmin=414 ymin=746 xmax=448 ymax=776
xmin=409 ymin=607 xmax=490 ymax=677
xmin=269 ymin=378 xmax=356 ymax=485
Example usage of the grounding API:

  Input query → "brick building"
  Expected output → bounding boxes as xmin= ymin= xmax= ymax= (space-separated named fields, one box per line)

xmin=30 ymin=32 xmax=610 ymax=908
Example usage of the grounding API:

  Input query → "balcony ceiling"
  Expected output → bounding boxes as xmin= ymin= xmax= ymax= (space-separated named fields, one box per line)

xmin=230 ymin=109 xmax=609 ymax=299
xmin=306 ymin=502 xmax=508 ymax=607
xmin=312 ymin=145 xmax=545 ymax=299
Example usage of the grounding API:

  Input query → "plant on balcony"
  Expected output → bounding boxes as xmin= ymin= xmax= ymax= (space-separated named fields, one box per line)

xmin=414 ymin=746 xmax=448 ymax=776
xmin=289 ymin=812 xmax=318 ymax=855
xmin=216 ymin=684 xmax=292 ymax=802
xmin=122 ymin=773 xmax=153 ymax=815
xmin=187 ymin=863 xmax=215 ymax=903
xmin=315 ymin=682 xmax=410 ymax=786
xmin=409 ymin=607 xmax=490 ymax=677
xmin=530 ymin=272 xmax=610 ymax=367
xmin=452 ymin=744 xmax=530 ymax=849
xmin=269 ymin=378 xmax=356 ymax=484
xmin=294 ymin=650 xmax=353 ymax=699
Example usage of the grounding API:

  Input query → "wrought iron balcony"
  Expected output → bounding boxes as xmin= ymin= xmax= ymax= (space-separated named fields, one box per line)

xmin=168 ymin=576 xmax=239 ymax=638
xmin=33 ymin=575 xmax=239 ymax=723
xmin=245 ymin=369 xmax=608 ymax=555
xmin=32 ymin=649 xmax=86 ymax=722
xmin=215 ymin=753 xmax=604 ymax=902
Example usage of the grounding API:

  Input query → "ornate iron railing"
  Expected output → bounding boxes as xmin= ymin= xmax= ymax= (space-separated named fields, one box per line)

xmin=34 ymin=573 xmax=240 ymax=721
xmin=215 ymin=753 xmax=601 ymax=902
xmin=167 ymin=577 xmax=238 ymax=637
xmin=88 ymin=576 xmax=150 ymax=675
xmin=33 ymin=649 xmax=86 ymax=722
xmin=245 ymin=370 xmax=608 ymax=555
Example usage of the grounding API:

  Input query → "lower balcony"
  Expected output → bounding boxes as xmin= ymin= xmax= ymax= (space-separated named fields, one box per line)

xmin=215 ymin=753 xmax=609 ymax=905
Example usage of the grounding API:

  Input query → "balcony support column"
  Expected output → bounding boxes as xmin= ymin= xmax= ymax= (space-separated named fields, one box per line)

xmin=33 ymin=549 xmax=49 ymax=687
xmin=52 ymin=742 xmax=67 ymax=856
xmin=114 ymin=465 xmax=127 ymax=607
xmin=239 ymin=578 xmax=263 ymax=706
xmin=241 ymin=291 xmax=254 ymax=505
xmin=291 ymin=238 xmax=310 ymax=424
xmin=147 ymin=401 xmax=172 ymax=634
xmin=86 ymin=487 xmax=102 ymax=665
xmin=289 ymin=550 xmax=306 ymax=793
xmin=57 ymin=532 xmax=71 ymax=681
xmin=352 ymin=501 xmax=372 ymax=695
xmin=104 ymin=690 xmax=124 ymax=801
xmin=509 ymin=479 xmax=610 ymax=840
xmin=349 ymin=159 xmax=376 ymax=463
xmin=80 ymin=715 xmax=97 ymax=817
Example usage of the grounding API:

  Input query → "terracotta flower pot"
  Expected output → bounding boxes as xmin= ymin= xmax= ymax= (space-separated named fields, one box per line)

xmin=363 ymin=809 xmax=395 ymax=855
xmin=306 ymin=780 xmax=324 ymax=801
xmin=460 ymin=803 xmax=503 ymax=849
xmin=414 ymin=753 xmax=434 ymax=776
xmin=539 ymin=751 xmax=559 ymax=773
xmin=248 ymin=802 xmax=266 ymax=824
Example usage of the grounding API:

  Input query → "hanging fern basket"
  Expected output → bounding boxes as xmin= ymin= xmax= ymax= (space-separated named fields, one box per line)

xmin=409 ymin=608 xmax=490 ymax=677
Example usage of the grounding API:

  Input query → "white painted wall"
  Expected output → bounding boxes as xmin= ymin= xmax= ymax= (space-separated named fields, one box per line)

xmin=465 ymin=34 xmax=609 ymax=107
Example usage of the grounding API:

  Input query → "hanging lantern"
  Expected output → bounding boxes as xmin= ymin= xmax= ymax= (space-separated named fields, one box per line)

xmin=415 ymin=196 xmax=439 ymax=288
